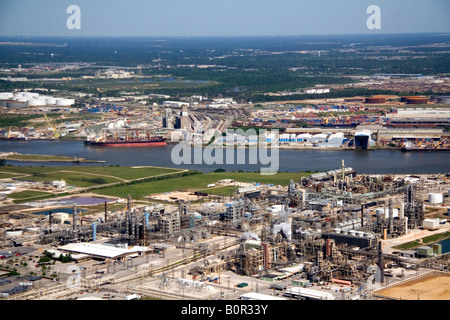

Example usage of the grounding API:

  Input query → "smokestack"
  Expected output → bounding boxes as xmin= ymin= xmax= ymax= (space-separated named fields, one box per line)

xmin=361 ymin=205 xmax=364 ymax=227
xmin=378 ymin=241 xmax=385 ymax=283
xmin=104 ymin=201 xmax=108 ymax=223
xmin=73 ymin=205 xmax=77 ymax=230
xmin=49 ymin=211 xmax=52 ymax=227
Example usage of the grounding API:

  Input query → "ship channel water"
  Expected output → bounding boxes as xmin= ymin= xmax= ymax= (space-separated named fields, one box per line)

xmin=1 ymin=140 xmax=449 ymax=174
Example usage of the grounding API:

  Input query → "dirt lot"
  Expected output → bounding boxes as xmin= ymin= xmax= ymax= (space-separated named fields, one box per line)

xmin=375 ymin=272 xmax=450 ymax=300
xmin=147 ymin=191 xmax=202 ymax=202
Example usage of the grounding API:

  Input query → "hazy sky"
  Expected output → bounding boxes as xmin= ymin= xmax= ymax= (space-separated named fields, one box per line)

xmin=0 ymin=0 xmax=449 ymax=37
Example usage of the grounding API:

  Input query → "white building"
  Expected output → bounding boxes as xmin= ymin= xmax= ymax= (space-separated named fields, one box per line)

xmin=52 ymin=180 xmax=66 ymax=189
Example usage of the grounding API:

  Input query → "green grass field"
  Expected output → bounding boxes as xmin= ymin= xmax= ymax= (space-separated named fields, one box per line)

xmin=0 ymin=166 xmax=183 ymax=187
xmin=96 ymin=171 xmax=310 ymax=199
xmin=7 ymin=190 xmax=53 ymax=199
xmin=0 ymin=171 xmax=25 ymax=179
xmin=1 ymin=165 xmax=310 ymax=201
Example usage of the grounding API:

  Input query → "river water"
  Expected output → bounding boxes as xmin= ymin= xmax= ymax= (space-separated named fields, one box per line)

xmin=0 ymin=140 xmax=449 ymax=174
xmin=438 ymin=237 xmax=450 ymax=254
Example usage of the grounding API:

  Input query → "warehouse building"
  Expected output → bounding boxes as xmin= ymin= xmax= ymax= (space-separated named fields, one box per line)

xmin=58 ymin=242 xmax=147 ymax=260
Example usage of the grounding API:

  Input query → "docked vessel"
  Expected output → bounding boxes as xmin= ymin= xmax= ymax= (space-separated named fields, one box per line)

xmin=401 ymin=146 xmax=450 ymax=152
xmin=401 ymin=141 xmax=450 ymax=152
xmin=84 ymin=127 xmax=166 ymax=147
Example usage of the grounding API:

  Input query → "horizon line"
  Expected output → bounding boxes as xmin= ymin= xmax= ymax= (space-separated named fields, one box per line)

xmin=0 ymin=31 xmax=449 ymax=39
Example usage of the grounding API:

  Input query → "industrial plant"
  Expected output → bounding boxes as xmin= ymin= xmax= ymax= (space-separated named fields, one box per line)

xmin=0 ymin=161 xmax=448 ymax=301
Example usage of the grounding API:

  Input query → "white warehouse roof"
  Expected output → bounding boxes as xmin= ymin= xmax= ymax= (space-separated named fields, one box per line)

xmin=58 ymin=242 xmax=143 ymax=259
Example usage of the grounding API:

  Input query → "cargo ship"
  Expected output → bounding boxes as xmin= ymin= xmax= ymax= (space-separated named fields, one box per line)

xmin=401 ymin=141 xmax=450 ymax=152
xmin=84 ymin=128 xmax=166 ymax=147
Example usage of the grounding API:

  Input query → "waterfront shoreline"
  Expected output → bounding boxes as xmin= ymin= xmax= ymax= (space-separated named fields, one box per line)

xmin=0 ymin=152 xmax=105 ymax=163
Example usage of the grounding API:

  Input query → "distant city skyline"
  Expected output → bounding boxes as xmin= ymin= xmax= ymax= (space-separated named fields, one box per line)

xmin=0 ymin=0 xmax=449 ymax=37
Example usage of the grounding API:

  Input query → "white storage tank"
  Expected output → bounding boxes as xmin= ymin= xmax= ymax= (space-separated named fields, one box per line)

xmin=428 ymin=193 xmax=443 ymax=204
xmin=46 ymin=97 xmax=56 ymax=105
xmin=55 ymin=98 xmax=75 ymax=106
xmin=27 ymin=98 xmax=47 ymax=107
xmin=0 ymin=92 xmax=14 ymax=100
xmin=5 ymin=229 xmax=24 ymax=238
xmin=376 ymin=208 xmax=398 ymax=219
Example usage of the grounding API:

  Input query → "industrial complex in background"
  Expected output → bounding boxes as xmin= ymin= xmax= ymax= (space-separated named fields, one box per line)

xmin=1 ymin=88 xmax=450 ymax=152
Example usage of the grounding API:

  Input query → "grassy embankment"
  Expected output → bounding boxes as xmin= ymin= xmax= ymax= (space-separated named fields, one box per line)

xmin=392 ymin=231 xmax=450 ymax=250
xmin=0 ymin=153 xmax=102 ymax=163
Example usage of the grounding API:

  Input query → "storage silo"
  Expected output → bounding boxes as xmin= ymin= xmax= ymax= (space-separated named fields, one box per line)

xmin=401 ymin=96 xmax=416 ymax=102
xmin=91 ymin=223 xmax=97 ymax=241
xmin=7 ymin=101 xmax=27 ymax=109
xmin=27 ymin=98 xmax=47 ymax=107
xmin=55 ymin=98 xmax=75 ymax=106
xmin=46 ymin=97 xmax=56 ymax=105
xmin=407 ymin=97 xmax=428 ymax=104
xmin=436 ymin=96 xmax=450 ymax=104
xmin=0 ymin=92 xmax=14 ymax=100
xmin=364 ymin=97 xmax=385 ymax=104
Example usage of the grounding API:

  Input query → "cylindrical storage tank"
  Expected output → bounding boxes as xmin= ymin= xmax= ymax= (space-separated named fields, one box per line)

xmin=406 ymin=97 xmax=428 ymax=104
xmin=5 ymin=229 xmax=23 ymax=238
xmin=436 ymin=96 xmax=450 ymax=104
xmin=13 ymin=92 xmax=26 ymax=98
xmin=55 ymin=98 xmax=75 ymax=106
xmin=27 ymin=98 xmax=47 ymax=107
xmin=7 ymin=101 xmax=27 ymax=109
xmin=91 ymin=223 xmax=97 ymax=241
xmin=428 ymin=193 xmax=443 ymax=204
xmin=23 ymin=92 xmax=39 ymax=98
xmin=401 ymin=96 xmax=419 ymax=102
xmin=45 ymin=97 xmax=56 ymax=105
xmin=365 ymin=97 xmax=385 ymax=104
xmin=12 ymin=97 xmax=27 ymax=102
xmin=144 ymin=212 xmax=149 ymax=227
xmin=0 ymin=92 xmax=14 ymax=100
